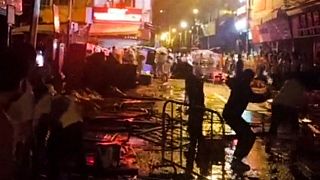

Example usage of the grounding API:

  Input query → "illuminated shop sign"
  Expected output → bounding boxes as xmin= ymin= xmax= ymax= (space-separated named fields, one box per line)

xmin=292 ymin=10 xmax=320 ymax=38
xmin=94 ymin=8 xmax=142 ymax=22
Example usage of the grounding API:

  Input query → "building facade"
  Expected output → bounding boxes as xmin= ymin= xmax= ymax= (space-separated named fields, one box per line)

xmin=90 ymin=0 xmax=153 ymax=47
xmin=250 ymin=0 xmax=320 ymax=63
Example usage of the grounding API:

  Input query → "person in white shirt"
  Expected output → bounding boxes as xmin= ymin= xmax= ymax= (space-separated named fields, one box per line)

xmin=162 ymin=58 xmax=172 ymax=82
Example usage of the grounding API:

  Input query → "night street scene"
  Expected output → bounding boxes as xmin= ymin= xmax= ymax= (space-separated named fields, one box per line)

xmin=1 ymin=0 xmax=320 ymax=180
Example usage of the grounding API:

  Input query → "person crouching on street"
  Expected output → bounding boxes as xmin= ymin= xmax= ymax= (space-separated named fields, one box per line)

xmin=222 ymin=69 xmax=270 ymax=172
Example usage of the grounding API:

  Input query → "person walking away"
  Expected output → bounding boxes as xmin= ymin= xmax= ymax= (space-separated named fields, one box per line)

xmin=162 ymin=57 xmax=172 ymax=82
xmin=184 ymin=62 xmax=205 ymax=175
xmin=137 ymin=53 xmax=145 ymax=76
xmin=0 ymin=47 xmax=30 ymax=180
xmin=222 ymin=69 xmax=270 ymax=172
xmin=155 ymin=51 xmax=167 ymax=79
xmin=265 ymin=73 xmax=307 ymax=155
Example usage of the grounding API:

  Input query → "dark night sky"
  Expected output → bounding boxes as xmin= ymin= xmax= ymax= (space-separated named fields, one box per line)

xmin=153 ymin=0 xmax=239 ymax=31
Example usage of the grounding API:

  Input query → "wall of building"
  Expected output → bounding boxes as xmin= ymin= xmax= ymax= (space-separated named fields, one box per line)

xmin=251 ymin=0 xmax=283 ymax=26
xmin=40 ymin=0 xmax=92 ymax=23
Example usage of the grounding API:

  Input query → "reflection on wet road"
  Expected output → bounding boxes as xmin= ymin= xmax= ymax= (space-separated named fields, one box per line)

xmin=125 ymin=79 xmax=298 ymax=179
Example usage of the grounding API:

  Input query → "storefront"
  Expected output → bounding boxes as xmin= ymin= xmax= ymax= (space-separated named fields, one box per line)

xmin=0 ymin=0 xmax=23 ymax=47
xmin=89 ymin=0 xmax=153 ymax=48
xmin=290 ymin=6 xmax=320 ymax=63
xmin=251 ymin=13 xmax=293 ymax=53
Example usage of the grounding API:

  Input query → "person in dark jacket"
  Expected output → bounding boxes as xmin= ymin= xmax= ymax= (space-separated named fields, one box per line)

xmin=184 ymin=63 xmax=205 ymax=174
xmin=0 ymin=47 xmax=30 ymax=180
xmin=223 ymin=69 xmax=270 ymax=172
xmin=236 ymin=54 xmax=244 ymax=78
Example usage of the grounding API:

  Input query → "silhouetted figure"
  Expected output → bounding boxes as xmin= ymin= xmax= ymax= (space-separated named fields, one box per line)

xmin=83 ymin=53 xmax=108 ymax=93
xmin=185 ymin=63 xmax=205 ymax=175
xmin=47 ymin=96 xmax=86 ymax=180
xmin=266 ymin=73 xmax=306 ymax=154
xmin=107 ymin=46 xmax=120 ymax=65
xmin=4 ymin=43 xmax=37 ymax=180
xmin=0 ymin=47 xmax=30 ymax=180
xmin=255 ymin=65 xmax=268 ymax=84
xmin=236 ymin=54 xmax=244 ymax=78
xmin=223 ymin=69 xmax=270 ymax=172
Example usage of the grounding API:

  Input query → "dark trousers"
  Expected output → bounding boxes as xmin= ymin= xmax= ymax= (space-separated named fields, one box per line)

xmin=269 ymin=104 xmax=299 ymax=137
xmin=186 ymin=110 xmax=204 ymax=173
xmin=223 ymin=112 xmax=255 ymax=160
xmin=47 ymin=122 xmax=87 ymax=180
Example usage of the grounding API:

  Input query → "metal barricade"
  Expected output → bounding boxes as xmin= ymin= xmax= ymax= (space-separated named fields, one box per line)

xmin=160 ymin=100 xmax=226 ymax=178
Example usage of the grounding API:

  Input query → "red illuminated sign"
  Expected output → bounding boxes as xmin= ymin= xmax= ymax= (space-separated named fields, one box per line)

xmin=93 ymin=7 xmax=142 ymax=22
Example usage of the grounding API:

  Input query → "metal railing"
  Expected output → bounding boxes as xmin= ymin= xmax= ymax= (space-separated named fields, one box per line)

xmin=160 ymin=100 xmax=226 ymax=177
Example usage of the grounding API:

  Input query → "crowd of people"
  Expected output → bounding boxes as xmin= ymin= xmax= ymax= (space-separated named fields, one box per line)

xmin=0 ymin=44 xmax=87 ymax=180
xmin=1 ymin=41 xmax=319 ymax=179
xmin=223 ymin=50 xmax=320 ymax=90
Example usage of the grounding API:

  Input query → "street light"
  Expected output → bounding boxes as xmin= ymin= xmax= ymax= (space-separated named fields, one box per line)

xmin=180 ymin=21 xmax=188 ymax=29
xmin=160 ymin=9 xmax=164 ymax=13
xmin=178 ymin=32 xmax=182 ymax=48
xmin=180 ymin=21 xmax=188 ymax=48
xmin=193 ymin=8 xmax=199 ymax=15
xmin=160 ymin=32 xmax=169 ymax=41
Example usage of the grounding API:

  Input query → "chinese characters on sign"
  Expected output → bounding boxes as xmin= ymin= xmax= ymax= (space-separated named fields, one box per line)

xmin=292 ymin=10 xmax=320 ymax=38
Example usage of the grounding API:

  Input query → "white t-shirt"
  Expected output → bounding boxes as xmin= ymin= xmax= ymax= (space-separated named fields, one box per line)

xmin=7 ymin=81 xmax=34 ymax=144
xmin=163 ymin=62 xmax=172 ymax=75
xmin=59 ymin=96 xmax=83 ymax=128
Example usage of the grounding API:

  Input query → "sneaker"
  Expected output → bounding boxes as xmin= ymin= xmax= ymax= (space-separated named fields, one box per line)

xmin=231 ymin=159 xmax=251 ymax=172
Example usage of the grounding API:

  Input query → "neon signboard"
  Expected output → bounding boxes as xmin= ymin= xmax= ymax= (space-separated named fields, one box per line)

xmin=94 ymin=8 xmax=142 ymax=22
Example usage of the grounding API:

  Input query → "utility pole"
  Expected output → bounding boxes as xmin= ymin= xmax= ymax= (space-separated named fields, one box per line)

xmin=247 ymin=0 xmax=252 ymax=56
xmin=30 ymin=0 xmax=41 ymax=48
xmin=6 ymin=4 xmax=15 ymax=47
xmin=67 ymin=0 xmax=73 ymax=48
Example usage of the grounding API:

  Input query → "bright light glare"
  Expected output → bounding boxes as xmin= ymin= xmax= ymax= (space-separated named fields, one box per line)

xmin=160 ymin=32 xmax=169 ymax=41
xmin=239 ymin=0 xmax=246 ymax=3
xmin=193 ymin=8 xmax=199 ymax=15
xmin=171 ymin=28 xmax=177 ymax=33
xmin=236 ymin=5 xmax=247 ymax=16
xmin=180 ymin=21 xmax=188 ymax=29
xmin=235 ymin=18 xmax=247 ymax=31
xmin=36 ymin=51 xmax=44 ymax=67
xmin=94 ymin=8 xmax=141 ymax=22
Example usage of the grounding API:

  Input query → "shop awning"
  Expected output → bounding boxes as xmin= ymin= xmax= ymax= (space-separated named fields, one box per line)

xmin=11 ymin=24 xmax=68 ymax=35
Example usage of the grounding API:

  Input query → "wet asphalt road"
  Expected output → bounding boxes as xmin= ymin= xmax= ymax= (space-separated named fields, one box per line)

xmin=125 ymin=79 xmax=300 ymax=179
